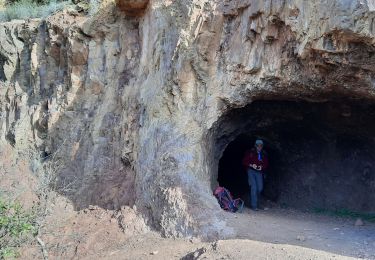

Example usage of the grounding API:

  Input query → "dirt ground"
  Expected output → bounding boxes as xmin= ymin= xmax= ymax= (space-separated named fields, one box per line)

xmin=105 ymin=207 xmax=375 ymax=260
xmin=225 ymin=207 xmax=375 ymax=259
xmin=95 ymin=231 xmax=362 ymax=260
xmin=22 ymin=202 xmax=375 ymax=259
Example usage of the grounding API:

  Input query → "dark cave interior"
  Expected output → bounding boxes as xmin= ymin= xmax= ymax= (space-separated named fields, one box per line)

xmin=216 ymin=100 xmax=375 ymax=213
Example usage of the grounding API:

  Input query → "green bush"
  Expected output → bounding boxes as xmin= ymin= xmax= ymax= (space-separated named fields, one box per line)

xmin=0 ymin=0 xmax=70 ymax=22
xmin=313 ymin=207 xmax=375 ymax=222
xmin=0 ymin=199 xmax=37 ymax=259
xmin=5 ymin=0 xmax=48 ymax=6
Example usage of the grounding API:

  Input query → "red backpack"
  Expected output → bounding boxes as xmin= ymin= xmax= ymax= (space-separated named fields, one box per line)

xmin=213 ymin=187 xmax=244 ymax=213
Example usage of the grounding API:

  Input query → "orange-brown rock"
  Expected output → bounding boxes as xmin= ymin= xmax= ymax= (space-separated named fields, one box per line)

xmin=116 ymin=0 xmax=149 ymax=16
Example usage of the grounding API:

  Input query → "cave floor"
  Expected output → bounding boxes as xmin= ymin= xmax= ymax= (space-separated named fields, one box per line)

xmin=90 ymin=205 xmax=375 ymax=260
xmin=224 ymin=206 xmax=375 ymax=259
xmin=87 ymin=207 xmax=375 ymax=260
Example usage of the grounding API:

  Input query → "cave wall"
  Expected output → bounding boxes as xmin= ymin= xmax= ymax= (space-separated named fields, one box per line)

xmin=1 ymin=0 xmax=375 ymax=238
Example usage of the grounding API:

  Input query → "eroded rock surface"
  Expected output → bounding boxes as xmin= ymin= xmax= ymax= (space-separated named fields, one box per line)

xmin=2 ymin=0 xmax=375 ymax=239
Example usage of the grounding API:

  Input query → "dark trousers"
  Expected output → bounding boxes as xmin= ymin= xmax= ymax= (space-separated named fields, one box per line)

xmin=247 ymin=169 xmax=263 ymax=209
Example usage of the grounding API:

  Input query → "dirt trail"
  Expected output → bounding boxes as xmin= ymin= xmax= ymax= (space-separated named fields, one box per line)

xmin=97 ymin=232 xmax=361 ymax=260
xmin=224 ymin=207 xmax=375 ymax=259
xmin=86 ymin=208 xmax=374 ymax=259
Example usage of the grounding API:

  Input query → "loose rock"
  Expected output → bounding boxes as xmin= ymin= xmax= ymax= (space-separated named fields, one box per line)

xmin=355 ymin=218 xmax=364 ymax=226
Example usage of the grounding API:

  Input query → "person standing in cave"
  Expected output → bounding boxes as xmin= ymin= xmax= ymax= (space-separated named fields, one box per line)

xmin=242 ymin=139 xmax=269 ymax=211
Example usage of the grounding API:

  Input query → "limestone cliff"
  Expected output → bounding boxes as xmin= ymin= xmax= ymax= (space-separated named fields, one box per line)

xmin=1 ymin=0 xmax=375 ymax=238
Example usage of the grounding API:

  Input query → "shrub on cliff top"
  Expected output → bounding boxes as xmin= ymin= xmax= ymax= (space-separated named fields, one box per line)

xmin=0 ymin=0 xmax=69 ymax=22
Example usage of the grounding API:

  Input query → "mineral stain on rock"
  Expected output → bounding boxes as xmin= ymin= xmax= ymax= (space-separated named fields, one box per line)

xmin=116 ymin=0 xmax=149 ymax=16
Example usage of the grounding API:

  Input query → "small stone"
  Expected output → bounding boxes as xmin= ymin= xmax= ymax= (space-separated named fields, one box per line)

xmin=150 ymin=251 xmax=158 ymax=255
xmin=109 ymin=250 xmax=120 ymax=256
xmin=66 ymin=7 xmax=79 ymax=16
xmin=355 ymin=218 xmax=364 ymax=226
xmin=189 ymin=237 xmax=200 ymax=244
xmin=296 ymin=235 xmax=306 ymax=241
xmin=75 ymin=1 xmax=90 ymax=13
xmin=88 ymin=205 xmax=96 ymax=210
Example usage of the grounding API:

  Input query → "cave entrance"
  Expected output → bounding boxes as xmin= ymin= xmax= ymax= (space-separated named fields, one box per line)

xmin=216 ymin=99 xmax=375 ymax=213
xmin=217 ymin=134 xmax=281 ymax=205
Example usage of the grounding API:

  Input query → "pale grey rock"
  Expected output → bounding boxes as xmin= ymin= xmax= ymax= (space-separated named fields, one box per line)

xmin=1 ymin=0 xmax=375 ymax=239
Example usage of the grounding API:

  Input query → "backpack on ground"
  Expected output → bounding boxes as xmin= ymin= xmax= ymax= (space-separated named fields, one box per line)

xmin=213 ymin=186 xmax=244 ymax=213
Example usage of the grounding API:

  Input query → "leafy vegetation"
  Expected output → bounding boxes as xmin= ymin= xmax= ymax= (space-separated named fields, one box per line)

xmin=0 ymin=0 xmax=70 ymax=22
xmin=0 ymin=199 xmax=37 ymax=259
xmin=313 ymin=207 xmax=375 ymax=222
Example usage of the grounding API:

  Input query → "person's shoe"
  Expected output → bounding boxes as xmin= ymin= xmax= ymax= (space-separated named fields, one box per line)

xmin=251 ymin=207 xmax=259 ymax=211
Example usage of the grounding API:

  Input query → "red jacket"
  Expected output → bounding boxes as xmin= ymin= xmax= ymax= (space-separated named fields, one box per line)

xmin=242 ymin=148 xmax=269 ymax=172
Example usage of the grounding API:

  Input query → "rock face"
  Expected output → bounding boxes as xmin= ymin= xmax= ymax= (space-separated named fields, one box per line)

xmin=1 ymin=0 xmax=375 ymax=239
